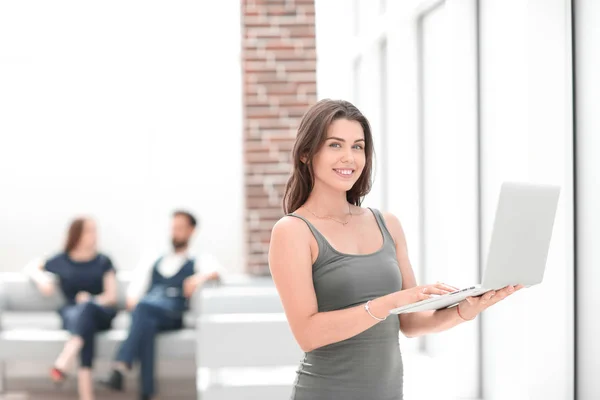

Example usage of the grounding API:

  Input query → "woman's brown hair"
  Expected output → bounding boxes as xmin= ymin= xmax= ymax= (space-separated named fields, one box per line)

xmin=64 ymin=218 xmax=86 ymax=253
xmin=282 ymin=99 xmax=374 ymax=214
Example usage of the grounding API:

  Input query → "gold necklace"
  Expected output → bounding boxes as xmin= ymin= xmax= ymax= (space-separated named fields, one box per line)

xmin=303 ymin=204 xmax=353 ymax=226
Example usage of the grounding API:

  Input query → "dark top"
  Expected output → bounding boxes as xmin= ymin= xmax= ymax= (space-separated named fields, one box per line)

xmin=139 ymin=257 xmax=196 ymax=318
xmin=44 ymin=252 xmax=114 ymax=305
xmin=287 ymin=208 xmax=404 ymax=400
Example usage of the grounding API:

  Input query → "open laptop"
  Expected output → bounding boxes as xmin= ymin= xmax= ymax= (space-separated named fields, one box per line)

xmin=389 ymin=181 xmax=561 ymax=315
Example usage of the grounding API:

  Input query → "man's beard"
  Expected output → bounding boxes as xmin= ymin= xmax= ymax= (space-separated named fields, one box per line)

xmin=172 ymin=238 xmax=188 ymax=250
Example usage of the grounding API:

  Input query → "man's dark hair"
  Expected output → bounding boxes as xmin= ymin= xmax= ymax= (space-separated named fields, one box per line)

xmin=173 ymin=210 xmax=198 ymax=228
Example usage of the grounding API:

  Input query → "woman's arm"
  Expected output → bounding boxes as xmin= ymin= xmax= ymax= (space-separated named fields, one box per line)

xmin=24 ymin=257 xmax=56 ymax=297
xmin=382 ymin=212 xmax=468 ymax=337
xmin=382 ymin=212 xmax=520 ymax=337
xmin=93 ymin=269 xmax=118 ymax=307
xmin=269 ymin=216 xmax=441 ymax=353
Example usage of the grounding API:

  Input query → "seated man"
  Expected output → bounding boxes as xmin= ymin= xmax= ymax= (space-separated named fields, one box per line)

xmin=100 ymin=210 xmax=221 ymax=400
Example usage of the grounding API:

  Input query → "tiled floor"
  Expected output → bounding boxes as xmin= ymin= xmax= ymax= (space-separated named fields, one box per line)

xmin=0 ymin=394 xmax=196 ymax=400
xmin=0 ymin=393 xmax=135 ymax=400
xmin=0 ymin=378 xmax=197 ymax=400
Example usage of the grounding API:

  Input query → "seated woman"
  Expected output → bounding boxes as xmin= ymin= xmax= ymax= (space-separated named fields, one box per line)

xmin=25 ymin=217 xmax=117 ymax=400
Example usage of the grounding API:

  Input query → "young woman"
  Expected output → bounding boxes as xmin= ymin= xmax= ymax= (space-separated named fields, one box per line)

xmin=26 ymin=217 xmax=117 ymax=400
xmin=269 ymin=99 xmax=523 ymax=400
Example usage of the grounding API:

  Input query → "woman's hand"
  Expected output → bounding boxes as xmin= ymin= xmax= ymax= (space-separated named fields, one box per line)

xmin=25 ymin=257 xmax=56 ymax=297
xmin=457 ymin=284 xmax=525 ymax=320
xmin=393 ymin=282 xmax=458 ymax=308
xmin=75 ymin=291 xmax=92 ymax=304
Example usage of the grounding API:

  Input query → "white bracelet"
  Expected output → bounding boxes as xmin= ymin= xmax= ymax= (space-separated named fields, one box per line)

xmin=364 ymin=300 xmax=387 ymax=322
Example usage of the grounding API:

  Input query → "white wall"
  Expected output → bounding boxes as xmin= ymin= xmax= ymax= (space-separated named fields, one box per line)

xmin=574 ymin=0 xmax=600 ymax=398
xmin=479 ymin=0 xmax=574 ymax=399
xmin=0 ymin=0 xmax=245 ymax=273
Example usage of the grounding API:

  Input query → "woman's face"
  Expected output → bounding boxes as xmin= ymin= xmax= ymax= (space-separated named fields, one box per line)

xmin=78 ymin=219 xmax=98 ymax=252
xmin=311 ymin=118 xmax=366 ymax=194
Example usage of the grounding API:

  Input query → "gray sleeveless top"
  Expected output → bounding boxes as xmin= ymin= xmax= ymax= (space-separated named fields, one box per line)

xmin=288 ymin=208 xmax=404 ymax=400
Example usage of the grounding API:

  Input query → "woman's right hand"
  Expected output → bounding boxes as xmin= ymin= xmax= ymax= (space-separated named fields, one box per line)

xmin=36 ymin=280 xmax=55 ymax=297
xmin=75 ymin=291 xmax=92 ymax=304
xmin=392 ymin=283 xmax=457 ymax=308
xmin=25 ymin=257 xmax=55 ymax=297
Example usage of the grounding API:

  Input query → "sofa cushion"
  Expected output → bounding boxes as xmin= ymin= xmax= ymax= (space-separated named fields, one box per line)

xmin=0 ymin=278 xmax=65 ymax=312
xmin=0 ymin=310 xmax=196 ymax=331
xmin=0 ymin=274 xmax=202 ymax=316
xmin=0 ymin=327 xmax=197 ymax=360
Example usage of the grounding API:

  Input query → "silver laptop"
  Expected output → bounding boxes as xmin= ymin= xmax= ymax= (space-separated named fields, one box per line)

xmin=389 ymin=182 xmax=561 ymax=315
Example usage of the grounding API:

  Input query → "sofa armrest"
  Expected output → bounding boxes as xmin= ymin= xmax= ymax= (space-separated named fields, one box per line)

xmin=0 ymin=280 xmax=6 ymax=330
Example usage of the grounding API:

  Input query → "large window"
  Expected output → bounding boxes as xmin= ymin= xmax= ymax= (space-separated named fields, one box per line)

xmin=349 ymin=0 xmax=481 ymax=397
xmin=317 ymin=0 xmax=576 ymax=398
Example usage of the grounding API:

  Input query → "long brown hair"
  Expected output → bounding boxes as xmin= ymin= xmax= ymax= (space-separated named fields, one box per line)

xmin=64 ymin=218 xmax=86 ymax=253
xmin=283 ymin=99 xmax=374 ymax=214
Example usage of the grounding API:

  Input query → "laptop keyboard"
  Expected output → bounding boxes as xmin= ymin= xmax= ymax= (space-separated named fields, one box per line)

xmin=448 ymin=286 xmax=477 ymax=296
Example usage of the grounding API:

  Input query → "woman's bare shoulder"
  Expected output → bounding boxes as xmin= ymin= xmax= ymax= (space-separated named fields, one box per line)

xmin=269 ymin=215 xmax=315 ymax=270
xmin=270 ymin=214 xmax=313 ymax=242
xmin=353 ymin=206 xmax=403 ymax=228
xmin=363 ymin=208 xmax=404 ymax=241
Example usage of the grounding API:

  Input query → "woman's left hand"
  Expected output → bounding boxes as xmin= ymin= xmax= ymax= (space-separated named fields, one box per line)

xmin=457 ymin=284 xmax=525 ymax=321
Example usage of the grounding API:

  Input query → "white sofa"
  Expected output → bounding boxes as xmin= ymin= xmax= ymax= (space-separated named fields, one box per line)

xmin=0 ymin=272 xmax=199 ymax=393
xmin=0 ymin=272 xmax=298 ymax=399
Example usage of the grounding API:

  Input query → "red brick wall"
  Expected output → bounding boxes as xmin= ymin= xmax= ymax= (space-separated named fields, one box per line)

xmin=242 ymin=0 xmax=317 ymax=274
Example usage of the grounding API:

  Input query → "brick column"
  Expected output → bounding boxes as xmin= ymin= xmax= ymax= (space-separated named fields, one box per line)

xmin=242 ymin=0 xmax=317 ymax=275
